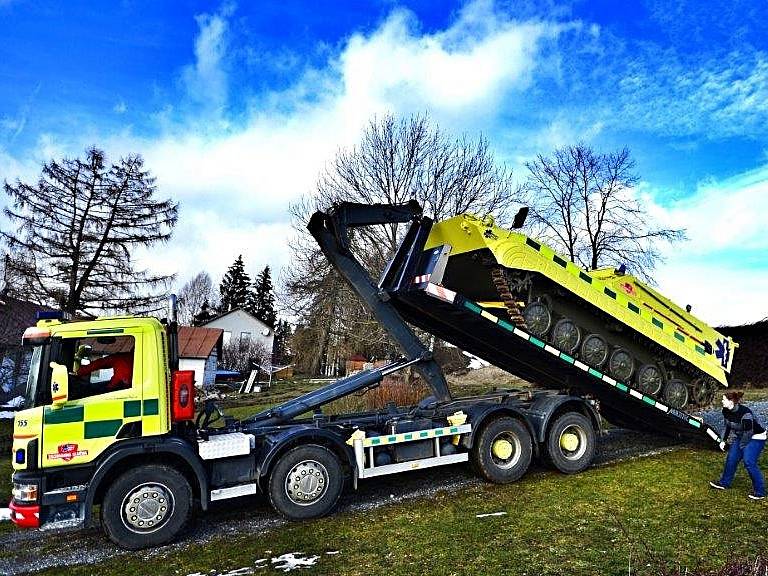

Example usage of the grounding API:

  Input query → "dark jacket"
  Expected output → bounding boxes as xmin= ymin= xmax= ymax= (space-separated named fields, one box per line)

xmin=723 ymin=405 xmax=765 ymax=448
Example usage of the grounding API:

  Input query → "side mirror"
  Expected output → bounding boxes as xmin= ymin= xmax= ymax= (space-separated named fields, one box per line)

xmin=73 ymin=345 xmax=92 ymax=372
xmin=75 ymin=345 xmax=92 ymax=360
xmin=50 ymin=362 xmax=69 ymax=409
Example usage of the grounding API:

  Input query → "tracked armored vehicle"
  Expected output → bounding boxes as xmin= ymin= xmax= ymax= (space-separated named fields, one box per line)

xmin=423 ymin=212 xmax=737 ymax=409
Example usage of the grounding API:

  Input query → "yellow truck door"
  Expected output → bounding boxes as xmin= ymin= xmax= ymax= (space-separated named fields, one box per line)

xmin=41 ymin=328 xmax=144 ymax=468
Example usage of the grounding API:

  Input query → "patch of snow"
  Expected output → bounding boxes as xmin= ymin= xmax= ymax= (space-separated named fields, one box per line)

xmin=0 ymin=508 xmax=11 ymax=521
xmin=185 ymin=553 xmax=320 ymax=576
xmin=272 ymin=553 xmax=320 ymax=572
xmin=476 ymin=512 xmax=507 ymax=518
xmin=463 ymin=352 xmax=490 ymax=370
xmin=186 ymin=568 xmax=256 ymax=576
xmin=0 ymin=411 xmax=14 ymax=419
xmin=324 ymin=551 xmax=340 ymax=555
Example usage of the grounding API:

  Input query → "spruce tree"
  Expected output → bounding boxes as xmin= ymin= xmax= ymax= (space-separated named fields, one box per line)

xmin=249 ymin=265 xmax=277 ymax=326
xmin=2 ymin=147 xmax=177 ymax=314
xmin=219 ymin=255 xmax=251 ymax=312
xmin=192 ymin=299 xmax=215 ymax=326
xmin=273 ymin=319 xmax=293 ymax=364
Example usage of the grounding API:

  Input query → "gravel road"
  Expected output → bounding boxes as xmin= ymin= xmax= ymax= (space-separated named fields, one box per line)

xmin=0 ymin=403 xmax=752 ymax=576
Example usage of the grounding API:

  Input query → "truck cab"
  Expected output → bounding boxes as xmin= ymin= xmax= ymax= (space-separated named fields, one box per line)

xmin=8 ymin=314 xmax=195 ymax=539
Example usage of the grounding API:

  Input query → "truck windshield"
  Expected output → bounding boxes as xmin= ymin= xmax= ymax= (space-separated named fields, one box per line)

xmin=23 ymin=345 xmax=44 ymax=409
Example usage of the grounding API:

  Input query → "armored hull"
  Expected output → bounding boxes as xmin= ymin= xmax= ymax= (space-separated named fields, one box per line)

xmin=424 ymin=214 xmax=737 ymax=409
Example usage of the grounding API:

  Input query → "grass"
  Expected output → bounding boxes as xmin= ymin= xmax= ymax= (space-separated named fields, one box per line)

xmin=26 ymin=448 xmax=768 ymax=576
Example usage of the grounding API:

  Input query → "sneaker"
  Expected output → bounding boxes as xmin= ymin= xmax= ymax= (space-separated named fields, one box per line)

xmin=709 ymin=481 xmax=727 ymax=490
xmin=748 ymin=493 xmax=766 ymax=500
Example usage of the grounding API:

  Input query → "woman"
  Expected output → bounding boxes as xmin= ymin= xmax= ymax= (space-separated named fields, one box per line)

xmin=709 ymin=391 xmax=766 ymax=499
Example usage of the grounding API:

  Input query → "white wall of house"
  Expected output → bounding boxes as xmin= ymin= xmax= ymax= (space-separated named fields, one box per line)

xmin=179 ymin=358 xmax=206 ymax=388
xmin=203 ymin=310 xmax=274 ymax=357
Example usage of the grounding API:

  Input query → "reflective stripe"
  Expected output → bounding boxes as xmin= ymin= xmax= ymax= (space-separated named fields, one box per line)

xmin=362 ymin=424 xmax=472 ymax=447
xmin=450 ymin=292 xmax=724 ymax=445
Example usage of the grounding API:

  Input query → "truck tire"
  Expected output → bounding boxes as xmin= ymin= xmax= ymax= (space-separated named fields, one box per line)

xmin=545 ymin=412 xmax=596 ymax=474
xmin=268 ymin=444 xmax=343 ymax=520
xmin=101 ymin=464 xmax=193 ymax=549
xmin=471 ymin=416 xmax=532 ymax=484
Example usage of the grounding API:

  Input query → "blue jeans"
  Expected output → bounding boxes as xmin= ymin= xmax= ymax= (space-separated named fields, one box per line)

xmin=720 ymin=438 xmax=766 ymax=496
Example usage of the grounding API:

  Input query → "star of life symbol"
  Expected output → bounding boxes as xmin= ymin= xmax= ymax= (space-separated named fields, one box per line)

xmin=52 ymin=381 xmax=59 ymax=393
xmin=47 ymin=443 xmax=88 ymax=462
xmin=715 ymin=339 xmax=730 ymax=369
xmin=621 ymin=282 xmax=636 ymax=296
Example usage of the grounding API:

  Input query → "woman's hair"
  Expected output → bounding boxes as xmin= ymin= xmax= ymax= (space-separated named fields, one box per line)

xmin=724 ymin=391 xmax=744 ymax=403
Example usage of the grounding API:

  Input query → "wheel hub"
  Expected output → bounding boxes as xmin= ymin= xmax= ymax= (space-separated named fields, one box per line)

xmin=489 ymin=432 xmax=522 ymax=469
xmin=523 ymin=302 xmax=551 ymax=337
xmin=559 ymin=432 xmax=579 ymax=452
xmin=122 ymin=483 xmax=172 ymax=533
xmin=285 ymin=460 xmax=328 ymax=506
xmin=581 ymin=334 xmax=608 ymax=367
xmin=492 ymin=439 xmax=513 ymax=460
xmin=558 ymin=425 xmax=588 ymax=461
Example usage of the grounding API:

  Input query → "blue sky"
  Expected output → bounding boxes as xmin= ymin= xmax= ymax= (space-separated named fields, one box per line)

xmin=1 ymin=0 xmax=767 ymax=325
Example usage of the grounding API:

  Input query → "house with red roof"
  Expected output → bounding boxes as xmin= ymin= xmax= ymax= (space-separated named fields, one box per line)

xmin=178 ymin=325 xmax=223 ymax=389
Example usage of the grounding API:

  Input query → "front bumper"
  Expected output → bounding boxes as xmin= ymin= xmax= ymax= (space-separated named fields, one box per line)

xmin=9 ymin=500 xmax=40 ymax=528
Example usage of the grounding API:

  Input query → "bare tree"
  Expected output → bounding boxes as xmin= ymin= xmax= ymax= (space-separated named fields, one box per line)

xmin=282 ymin=114 xmax=521 ymax=375
xmin=2 ymin=147 xmax=178 ymax=315
xmin=522 ymin=144 xmax=684 ymax=281
xmin=177 ymin=271 xmax=215 ymax=325
xmin=220 ymin=338 xmax=270 ymax=374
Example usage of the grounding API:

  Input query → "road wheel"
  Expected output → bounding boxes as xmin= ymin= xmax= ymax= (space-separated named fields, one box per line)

xmin=581 ymin=334 xmax=609 ymax=368
xmin=691 ymin=377 xmax=716 ymax=406
xmin=664 ymin=379 xmax=689 ymax=409
xmin=101 ymin=464 xmax=192 ymax=549
xmin=636 ymin=364 xmax=664 ymax=396
xmin=552 ymin=318 xmax=581 ymax=354
xmin=268 ymin=444 xmax=343 ymax=520
xmin=471 ymin=416 xmax=532 ymax=484
xmin=545 ymin=412 xmax=596 ymax=474
xmin=609 ymin=348 xmax=634 ymax=382
xmin=522 ymin=301 xmax=551 ymax=338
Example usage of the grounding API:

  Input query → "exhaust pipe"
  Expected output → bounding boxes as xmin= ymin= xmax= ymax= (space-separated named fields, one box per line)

xmin=167 ymin=294 xmax=179 ymax=372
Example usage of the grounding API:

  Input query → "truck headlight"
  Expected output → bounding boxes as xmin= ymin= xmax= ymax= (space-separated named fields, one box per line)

xmin=12 ymin=482 xmax=38 ymax=503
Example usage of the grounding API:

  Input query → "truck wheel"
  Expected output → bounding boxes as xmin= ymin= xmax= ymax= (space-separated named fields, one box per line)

xmin=545 ymin=412 xmax=596 ymax=474
xmin=268 ymin=444 xmax=343 ymax=520
xmin=471 ymin=416 xmax=532 ymax=484
xmin=101 ymin=464 xmax=192 ymax=549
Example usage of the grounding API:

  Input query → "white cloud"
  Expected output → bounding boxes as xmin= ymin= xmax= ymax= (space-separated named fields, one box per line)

xmin=134 ymin=211 xmax=293 ymax=288
xmin=642 ymin=166 xmax=768 ymax=325
xmin=90 ymin=1 xmax=567 ymax=286
xmin=180 ymin=4 xmax=234 ymax=126
xmin=650 ymin=166 xmax=768 ymax=255
xmin=339 ymin=4 xmax=564 ymax=114
xmin=114 ymin=101 xmax=127 ymax=114
xmin=615 ymin=51 xmax=768 ymax=139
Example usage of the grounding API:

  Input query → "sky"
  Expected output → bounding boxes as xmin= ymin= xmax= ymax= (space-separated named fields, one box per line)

xmin=0 ymin=0 xmax=767 ymax=326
